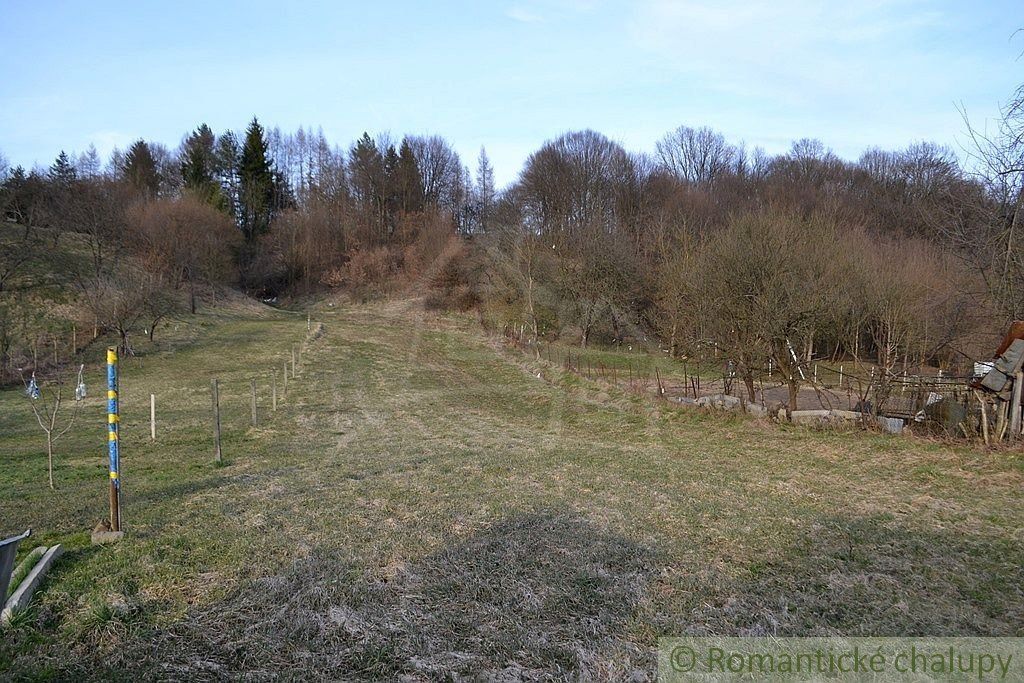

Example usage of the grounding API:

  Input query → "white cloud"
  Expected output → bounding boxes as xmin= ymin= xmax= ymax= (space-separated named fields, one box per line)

xmin=506 ymin=6 xmax=544 ymax=23
xmin=627 ymin=0 xmax=950 ymax=103
xmin=88 ymin=130 xmax=135 ymax=161
xmin=505 ymin=0 xmax=599 ymax=24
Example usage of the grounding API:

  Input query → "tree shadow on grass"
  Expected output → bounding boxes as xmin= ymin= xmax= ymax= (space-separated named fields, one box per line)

xmin=124 ymin=474 xmax=231 ymax=507
xmin=117 ymin=511 xmax=662 ymax=680
xmin=16 ymin=510 xmax=1022 ymax=681
xmin=667 ymin=513 xmax=1024 ymax=638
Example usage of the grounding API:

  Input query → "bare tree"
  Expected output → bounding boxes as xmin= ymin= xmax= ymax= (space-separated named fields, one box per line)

xmin=81 ymin=271 xmax=179 ymax=354
xmin=955 ymin=82 xmax=1024 ymax=320
xmin=655 ymin=126 xmax=737 ymax=187
xmin=700 ymin=208 xmax=839 ymax=413
xmin=22 ymin=366 xmax=82 ymax=489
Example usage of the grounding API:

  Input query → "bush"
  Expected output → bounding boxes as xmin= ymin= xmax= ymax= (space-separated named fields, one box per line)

xmin=338 ymin=246 xmax=401 ymax=300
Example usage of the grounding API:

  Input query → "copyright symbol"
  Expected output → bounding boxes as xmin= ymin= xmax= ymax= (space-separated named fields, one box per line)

xmin=671 ymin=645 xmax=696 ymax=672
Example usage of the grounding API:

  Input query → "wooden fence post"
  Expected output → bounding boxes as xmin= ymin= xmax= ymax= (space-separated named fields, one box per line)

xmin=212 ymin=379 xmax=222 ymax=463
xmin=250 ymin=379 xmax=257 ymax=426
xmin=283 ymin=361 xmax=288 ymax=395
xmin=1012 ymin=372 xmax=1023 ymax=439
xmin=272 ymin=372 xmax=277 ymax=412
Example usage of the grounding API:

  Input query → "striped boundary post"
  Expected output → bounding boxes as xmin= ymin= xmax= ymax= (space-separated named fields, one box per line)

xmin=107 ymin=347 xmax=121 ymax=531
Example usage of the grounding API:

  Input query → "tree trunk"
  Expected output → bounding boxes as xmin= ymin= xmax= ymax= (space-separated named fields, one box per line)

xmin=47 ymin=435 xmax=54 ymax=490
xmin=787 ymin=380 xmax=799 ymax=419
xmin=743 ymin=372 xmax=756 ymax=403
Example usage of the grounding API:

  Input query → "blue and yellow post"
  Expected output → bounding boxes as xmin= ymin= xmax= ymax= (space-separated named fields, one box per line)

xmin=107 ymin=346 xmax=121 ymax=531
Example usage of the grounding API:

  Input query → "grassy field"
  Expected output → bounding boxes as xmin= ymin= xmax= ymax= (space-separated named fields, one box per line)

xmin=1 ymin=297 xmax=1022 ymax=680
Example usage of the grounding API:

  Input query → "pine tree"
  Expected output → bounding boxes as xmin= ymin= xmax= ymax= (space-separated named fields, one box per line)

xmin=238 ymin=118 xmax=275 ymax=242
xmin=122 ymin=140 xmax=159 ymax=196
xmin=48 ymin=151 xmax=77 ymax=188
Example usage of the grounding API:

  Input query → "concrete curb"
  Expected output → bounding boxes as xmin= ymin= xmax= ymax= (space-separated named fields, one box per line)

xmin=1 ymin=544 xmax=63 ymax=625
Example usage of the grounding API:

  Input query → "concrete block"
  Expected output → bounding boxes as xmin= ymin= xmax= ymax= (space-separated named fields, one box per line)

xmin=1 ymin=544 xmax=62 ymax=624
xmin=695 ymin=393 xmax=741 ymax=410
xmin=744 ymin=402 xmax=768 ymax=418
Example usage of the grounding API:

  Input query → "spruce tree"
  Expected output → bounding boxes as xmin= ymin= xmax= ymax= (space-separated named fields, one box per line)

xmin=239 ymin=118 xmax=275 ymax=242
xmin=395 ymin=138 xmax=424 ymax=215
xmin=122 ymin=140 xmax=159 ymax=196
xmin=215 ymin=130 xmax=241 ymax=222
xmin=349 ymin=133 xmax=388 ymax=240
xmin=181 ymin=123 xmax=223 ymax=207
xmin=48 ymin=151 xmax=77 ymax=188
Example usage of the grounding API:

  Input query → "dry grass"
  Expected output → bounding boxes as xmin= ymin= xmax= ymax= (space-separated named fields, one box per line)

xmin=0 ymin=300 xmax=1022 ymax=680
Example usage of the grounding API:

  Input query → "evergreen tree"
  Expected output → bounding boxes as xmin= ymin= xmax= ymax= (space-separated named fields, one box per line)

xmin=348 ymin=133 xmax=382 ymax=206
xmin=215 ymin=130 xmax=241 ymax=222
xmin=181 ymin=123 xmax=223 ymax=207
xmin=122 ymin=140 xmax=159 ymax=196
xmin=238 ymin=118 xmax=275 ymax=242
xmin=48 ymin=151 xmax=78 ymax=188
xmin=348 ymin=133 xmax=388 ymax=241
xmin=394 ymin=138 xmax=425 ymax=215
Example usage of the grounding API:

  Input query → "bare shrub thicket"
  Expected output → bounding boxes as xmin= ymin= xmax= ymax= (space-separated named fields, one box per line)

xmin=3 ymin=85 xmax=1021 ymax=383
xmin=127 ymin=193 xmax=239 ymax=311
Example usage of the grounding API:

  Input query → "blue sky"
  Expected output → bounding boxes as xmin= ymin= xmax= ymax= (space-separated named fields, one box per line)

xmin=0 ymin=0 xmax=1020 ymax=186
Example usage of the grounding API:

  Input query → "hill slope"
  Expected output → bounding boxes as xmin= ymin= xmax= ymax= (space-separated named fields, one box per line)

xmin=1 ymin=299 xmax=1022 ymax=679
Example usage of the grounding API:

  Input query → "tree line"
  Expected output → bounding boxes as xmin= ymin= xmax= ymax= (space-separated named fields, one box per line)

xmin=1 ymin=89 xmax=1022 ymax=413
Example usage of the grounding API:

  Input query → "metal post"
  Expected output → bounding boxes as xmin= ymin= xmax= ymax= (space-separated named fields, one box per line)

xmin=292 ymin=347 xmax=297 ymax=378
xmin=212 ymin=379 xmax=222 ymax=463
xmin=283 ymin=361 xmax=288 ymax=395
xmin=150 ymin=393 xmax=156 ymax=441
xmin=272 ymin=372 xmax=277 ymax=412
xmin=106 ymin=347 xmax=121 ymax=531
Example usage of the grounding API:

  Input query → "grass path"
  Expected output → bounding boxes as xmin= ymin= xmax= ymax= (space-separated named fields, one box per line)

xmin=1 ymin=300 xmax=1022 ymax=679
